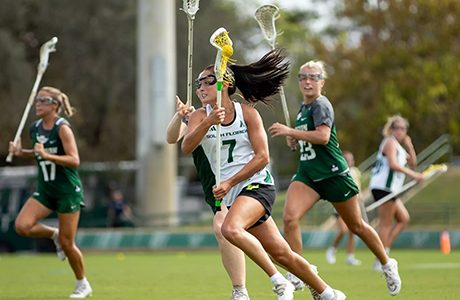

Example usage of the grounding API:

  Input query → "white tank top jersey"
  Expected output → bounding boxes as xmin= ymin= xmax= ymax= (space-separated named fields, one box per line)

xmin=369 ymin=136 xmax=407 ymax=192
xmin=200 ymin=102 xmax=274 ymax=206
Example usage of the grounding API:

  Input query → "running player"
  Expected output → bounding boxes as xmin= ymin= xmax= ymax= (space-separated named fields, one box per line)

xmin=182 ymin=49 xmax=346 ymax=300
xmin=268 ymin=61 xmax=401 ymax=296
xmin=9 ymin=86 xmax=92 ymax=298
xmin=167 ymin=95 xmax=250 ymax=300
xmin=369 ymin=115 xmax=423 ymax=271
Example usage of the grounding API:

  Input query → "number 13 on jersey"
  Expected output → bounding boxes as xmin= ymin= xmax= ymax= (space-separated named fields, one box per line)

xmin=299 ymin=140 xmax=316 ymax=160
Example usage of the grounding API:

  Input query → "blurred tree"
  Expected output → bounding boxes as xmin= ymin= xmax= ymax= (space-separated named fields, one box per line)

xmin=1 ymin=0 xmax=458 ymax=178
xmin=314 ymin=0 xmax=460 ymax=163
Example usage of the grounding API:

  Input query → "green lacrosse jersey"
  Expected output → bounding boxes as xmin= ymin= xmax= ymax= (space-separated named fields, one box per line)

xmin=294 ymin=95 xmax=348 ymax=181
xmin=30 ymin=117 xmax=83 ymax=196
xmin=192 ymin=145 xmax=216 ymax=206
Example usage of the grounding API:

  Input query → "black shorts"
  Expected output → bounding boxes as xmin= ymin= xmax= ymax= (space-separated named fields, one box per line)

xmin=235 ymin=183 xmax=276 ymax=230
xmin=371 ymin=189 xmax=397 ymax=202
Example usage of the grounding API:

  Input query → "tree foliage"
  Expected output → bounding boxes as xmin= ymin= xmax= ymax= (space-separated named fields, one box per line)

xmin=0 ymin=0 xmax=458 ymax=176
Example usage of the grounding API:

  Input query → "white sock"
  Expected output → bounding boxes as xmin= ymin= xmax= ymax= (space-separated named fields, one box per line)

xmin=385 ymin=247 xmax=390 ymax=256
xmin=76 ymin=277 xmax=88 ymax=286
xmin=270 ymin=272 xmax=285 ymax=285
xmin=347 ymin=253 xmax=354 ymax=260
xmin=51 ymin=229 xmax=59 ymax=240
xmin=320 ymin=285 xmax=335 ymax=300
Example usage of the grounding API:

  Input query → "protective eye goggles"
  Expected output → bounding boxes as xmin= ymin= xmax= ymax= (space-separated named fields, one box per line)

xmin=298 ymin=72 xmax=323 ymax=82
xmin=195 ymin=74 xmax=217 ymax=89
xmin=34 ymin=96 xmax=59 ymax=106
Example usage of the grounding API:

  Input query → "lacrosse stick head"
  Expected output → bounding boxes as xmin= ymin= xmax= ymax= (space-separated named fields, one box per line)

xmin=38 ymin=37 xmax=58 ymax=73
xmin=210 ymin=28 xmax=234 ymax=83
xmin=254 ymin=4 xmax=279 ymax=48
xmin=181 ymin=0 xmax=200 ymax=20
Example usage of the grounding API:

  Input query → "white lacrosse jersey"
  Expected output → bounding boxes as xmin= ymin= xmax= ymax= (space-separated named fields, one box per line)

xmin=369 ymin=136 xmax=407 ymax=192
xmin=200 ymin=102 xmax=274 ymax=206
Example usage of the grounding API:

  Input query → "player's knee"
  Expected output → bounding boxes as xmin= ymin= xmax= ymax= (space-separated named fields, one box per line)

xmin=270 ymin=249 xmax=292 ymax=267
xmin=221 ymin=224 xmax=242 ymax=244
xmin=283 ymin=212 xmax=300 ymax=229
xmin=400 ymin=214 xmax=410 ymax=226
xmin=347 ymin=220 xmax=364 ymax=236
xmin=213 ymin=222 xmax=225 ymax=241
xmin=59 ymin=236 xmax=75 ymax=252
xmin=15 ymin=220 xmax=31 ymax=237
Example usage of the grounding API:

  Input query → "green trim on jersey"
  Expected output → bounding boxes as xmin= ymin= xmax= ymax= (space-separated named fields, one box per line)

xmin=386 ymin=170 xmax=394 ymax=188
xmin=32 ymin=117 xmax=83 ymax=197
xmin=294 ymin=98 xmax=348 ymax=181
xmin=192 ymin=145 xmax=217 ymax=213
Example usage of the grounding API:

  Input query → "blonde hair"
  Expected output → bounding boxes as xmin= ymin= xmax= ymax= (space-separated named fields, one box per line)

xmin=41 ymin=86 xmax=76 ymax=117
xmin=382 ymin=114 xmax=409 ymax=137
xmin=299 ymin=60 xmax=328 ymax=79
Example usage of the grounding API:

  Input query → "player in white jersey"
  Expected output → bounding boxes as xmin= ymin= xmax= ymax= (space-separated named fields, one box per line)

xmin=369 ymin=115 xmax=423 ymax=271
xmin=182 ymin=49 xmax=346 ymax=300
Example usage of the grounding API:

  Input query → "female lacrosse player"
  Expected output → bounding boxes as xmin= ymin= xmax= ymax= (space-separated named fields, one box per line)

xmin=182 ymin=49 xmax=346 ymax=300
xmin=167 ymin=97 xmax=250 ymax=300
xmin=268 ymin=61 xmax=401 ymax=297
xmin=369 ymin=115 xmax=423 ymax=271
xmin=9 ymin=86 xmax=92 ymax=299
xmin=326 ymin=151 xmax=362 ymax=266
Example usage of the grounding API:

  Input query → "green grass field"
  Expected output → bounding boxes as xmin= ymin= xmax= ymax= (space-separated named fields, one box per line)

xmin=1 ymin=249 xmax=459 ymax=299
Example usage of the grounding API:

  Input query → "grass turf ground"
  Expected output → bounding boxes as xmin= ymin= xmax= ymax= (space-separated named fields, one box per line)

xmin=0 ymin=249 xmax=459 ymax=299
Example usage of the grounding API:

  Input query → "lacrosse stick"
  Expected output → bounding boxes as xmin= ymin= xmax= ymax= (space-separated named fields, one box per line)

xmin=366 ymin=164 xmax=448 ymax=212
xmin=210 ymin=27 xmax=234 ymax=211
xmin=254 ymin=4 xmax=295 ymax=150
xmin=180 ymin=0 xmax=200 ymax=107
xmin=6 ymin=37 xmax=58 ymax=163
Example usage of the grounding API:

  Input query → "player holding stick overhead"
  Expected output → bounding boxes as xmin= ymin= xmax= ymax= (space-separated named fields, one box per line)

xmin=182 ymin=43 xmax=346 ymax=299
xmin=268 ymin=61 xmax=401 ymax=297
xmin=9 ymin=86 xmax=92 ymax=298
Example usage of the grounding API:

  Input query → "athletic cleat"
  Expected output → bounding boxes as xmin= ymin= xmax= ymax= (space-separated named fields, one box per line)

xmin=382 ymin=258 xmax=401 ymax=296
xmin=326 ymin=247 xmax=336 ymax=264
xmin=273 ymin=281 xmax=295 ymax=300
xmin=331 ymin=289 xmax=347 ymax=300
xmin=230 ymin=287 xmax=250 ymax=300
xmin=306 ymin=265 xmax=322 ymax=300
xmin=52 ymin=229 xmax=66 ymax=261
xmin=69 ymin=282 xmax=92 ymax=298
xmin=373 ymin=259 xmax=382 ymax=272
xmin=286 ymin=272 xmax=306 ymax=291
xmin=346 ymin=256 xmax=362 ymax=266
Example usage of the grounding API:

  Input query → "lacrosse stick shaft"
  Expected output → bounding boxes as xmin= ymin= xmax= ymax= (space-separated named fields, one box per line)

xmin=6 ymin=72 xmax=44 ymax=163
xmin=185 ymin=18 xmax=194 ymax=107
xmin=215 ymin=81 xmax=223 ymax=211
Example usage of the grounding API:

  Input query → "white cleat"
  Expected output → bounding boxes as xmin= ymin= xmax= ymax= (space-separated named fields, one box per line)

xmin=69 ymin=282 xmax=93 ymax=298
xmin=373 ymin=259 xmax=382 ymax=272
xmin=286 ymin=272 xmax=306 ymax=291
xmin=52 ymin=229 xmax=66 ymax=261
xmin=306 ymin=265 xmax=322 ymax=300
xmin=230 ymin=287 xmax=250 ymax=300
xmin=326 ymin=247 xmax=336 ymax=265
xmin=331 ymin=289 xmax=347 ymax=300
xmin=273 ymin=280 xmax=295 ymax=300
xmin=382 ymin=258 xmax=401 ymax=296
xmin=346 ymin=256 xmax=362 ymax=266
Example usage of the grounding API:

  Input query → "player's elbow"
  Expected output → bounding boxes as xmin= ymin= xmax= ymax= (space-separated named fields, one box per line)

xmin=181 ymin=143 xmax=193 ymax=155
xmin=258 ymin=152 xmax=270 ymax=166
xmin=72 ymin=157 xmax=80 ymax=168
xmin=319 ymin=134 xmax=330 ymax=145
